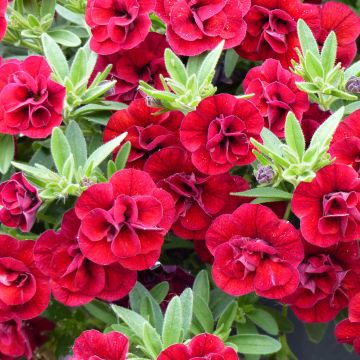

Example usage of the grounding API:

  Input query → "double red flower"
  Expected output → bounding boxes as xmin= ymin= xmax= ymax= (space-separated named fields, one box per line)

xmin=0 ymin=0 xmax=7 ymax=41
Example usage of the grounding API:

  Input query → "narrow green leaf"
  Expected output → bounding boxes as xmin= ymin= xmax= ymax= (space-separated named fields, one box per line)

xmin=51 ymin=127 xmax=71 ymax=174
xmin=285 ymin=112 xmax=305 ymax=158
xmin=115 ymin=141 xmax=131 ymax=170
xmin=84 ymin=299 xmax=117 ymax=324
xmin=65 ymin=120 xmax=87 ymax=168
xmin=321 ymin=31 xmax=337 ymax=74
xmin=305 ymin=323 xmax=328 ymax=344
xmin=180 ymin=288 xmax=193 ymax=338
xmin=162 ymin=296 xmax=183 ymax=347
xmin=193 ymin=295 xmax=214 ymax=333
xmin=143 ymin=322 xmax=163 ymax=358
xmin=164 ymin=48 xmax=188 ymax=85
xmin=107 ymin=160 xmax=117 ymax=178
xmin=193 ymin=270 xmax=210 ymax=303
xmin=228 ymin=334 xmax=281 ymax=355
xmin=111 ymin=305 xmax=147 ymax=336
xmin=0 ymin=135 xmax=14 ymax=174
xmin=224 ymin=49 xmax=239 ymax=78
xmin=40 ymin=0 xmax=56 ymax=17
xmin=62 ymin=154 xmax=75 ymax=182
xmin=247 ymin=308 xmax=279 ymax=336
xmin=297 ymin=19 xmax=320 ymax=58
xmin=70 ymin=48 xmax=87 ymax=85
xmin=48 ymin=29 xmax=81 ymax=47
xmin=186 ymin=53 xmax=207 ymax=76
xmin=150 ymin=282 xmax=170 ymax=304
xmin=260 ymin=128 xmax=284 ymax=156
xmin=232 ymin=187 xmax=292 ymax=200
xmin=55 ymin=4 xmax=85 ymax=24
xmin=217 ymin=301 xmax=238 ymax=334
xmin=305 ymin=50 xmax=324 ymax=79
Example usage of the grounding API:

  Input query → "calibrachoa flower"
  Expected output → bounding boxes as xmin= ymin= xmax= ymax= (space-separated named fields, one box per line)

xmin=236 ymin=0 xmax=320 ymax=67
xmin=85 ymin=0 xmax=155 ymax=55
xmin=0 ymin=235 xmax=50 ymax=321
xmin=301 ymin=104 xmax=330 ymax=145
xmin=0 ymin=319 xmax=32 ymax=360
xmin=243 ymin=59 xmax=309 ymax=137
xmin=71 ymin=330 xmax=128 ymax=360
xmin=155 ymin=0 xmax=251 ymax=56
xmin=93 ymin=32 xmax=168 ymax=103
xmin=104 ymin=99 xmax=183 ymax=169
xmin=157 ymin=333 xmax=238 ymax=360
xmin=0 ymin=172 xmax=41 ymax=232
xmin=330 ymin=109 xmax=360 ymax=174
xmin=317 ymin=1 xmax=360 ymax=67
xmin=75 ymin=169 xmax=175 ymax=270
xmin=284 ymin=241 xmax=360 ymax=323
xmin=292 ymin=164 xmax=360 ymax=248
xmin=336 ymin=292 xmax=360 ymax=355
xmin=206 ymin=204 xmax=304 ymax=299
xmin=0 ymin=0 xmax=7 ymax=41
xmin=180 ymin=94 xmax=264 ymax=175
xmin=145 ymin=146 xmax=250 ymax=240
xmin=34 ymin=209 xmax=137 ymax=306
xmin=0 ymin=56 xmax=66 ymax=138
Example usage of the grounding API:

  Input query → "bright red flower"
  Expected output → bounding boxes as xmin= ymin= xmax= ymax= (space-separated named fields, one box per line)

xmin=284 ymin=241 xmax=360 ymax=323
xmin=104 ymin=99 xmax=183 ymax=169
xmin=292 ymin=164 xmax=360 ymax=248
xmin=157 ymin=333 xmax=238 ymax=360
xmin=0 ymin=319 xmax=32 ymax=360
xmin=243 ymin=59 xmax=309 ymax=138
xmin=330 ymin=109 xmax=360 ymax=174
xmin=0 ymin=235 xmax=50 ymax=321
xmin=0 ymin=172 xmax=41 ymax=232
xmin=34 ymin=209 xmax=137 ymax=306
xmin=336 ymin=292 xmax=360 ymax=355
xmin=0 ymin=56 xmax=65 ymax=138
xmin=236 ymin=0 xmax=320 ymax=67
xmin=93 ymin=32 xmax=168 ymax=103
xmin=85 ymin=0 xmax=155 ymax=55
xmin=155 ymin=0 xmax=251 ymax=56
xmin=206 ymin=204 xmax=304 ymax=299
xmin=180 ymin=94 xmax=264 ymax=175
xmin=75 ymin=169 xmax=175 ymax=270
xmin=0 ymin=0 xmax=7 ymax=41
xmin=145 ymin=146 xmax=250 ymax=240
xmin=317 ymin=1 xmax=360 ymax=68
xmin=72 ymin=330 xmax=128 ymax=360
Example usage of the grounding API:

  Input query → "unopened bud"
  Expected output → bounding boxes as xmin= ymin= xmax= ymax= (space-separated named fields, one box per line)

xmin=345 ymin=76 xmax=360 ymax=94
xmin=255 ymin=165 xmax=275 ymax=185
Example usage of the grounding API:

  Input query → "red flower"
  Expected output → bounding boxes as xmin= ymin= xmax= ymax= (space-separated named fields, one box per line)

xmin=317 ymin=1 xmax=360 ymax=68
xmin=206 ymin=204 xmax=304 ymax=299
xmin=180 ymin=94 xmax=264 ymax=175
xmin=194 ymin=240 xmax=214 ymax=264
xmin=75 ymin=169 xmax=175 ymax=270
xmin=292 ymin=164 xmax=360 ymax=247
xmin=0 ymin=319 xmax=32 ymax=360
xmin=104 ymin=99 xmax=183 ymax=169
xmin=145 ymin=146 xmax=250 ymax=240
xmin=236 ymin=0 xmax=320 ymax=67
xmin=34 ymin=209 xmax=137 ymax=306
xmin=0 ymin=0 xmax=7 ymax=41
xmin=72 ymin=330 xmax=128 ymax=360
xmin=157 ymin=333 xmax=238 ymax=360
xmin=0 ymin=172 xmax=41 ymax=232
xmin=0 ymin=56 xmax=65 ymax=138
xmin=93 ymin=32 xmax=168 ymax=103
xmin=85 ymin=0 xmax=155 ymax=55
xmin=243 ymin=59 xmax=309 ymax=138
xmin=155 ymin=0 xmax=251 ymax=56
xmin=0 ymin=235 xmax=50 ymax=321
xmin=284 ymin=241 xmax=360 ymax=323
xmin=330 ymin=110 xmax=360 ymax=174
xmin=336 ymin=292 xmax=360 ymax=355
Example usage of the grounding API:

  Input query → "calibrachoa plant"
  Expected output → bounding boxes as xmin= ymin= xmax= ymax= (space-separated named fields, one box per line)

xmin=1 ymin=0 xmax=360 ymax=359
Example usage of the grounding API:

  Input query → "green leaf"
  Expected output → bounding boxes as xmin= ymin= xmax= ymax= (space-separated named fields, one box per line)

xmin=150 ymin=282 xmax=170 ymax=304
xmin=236 ymin=321 xmax=258 ymax=335
xmin=224 ymin=49 xmax=239 ymax=78
xmin=217 ymin=301 xmax=238 ymax=335
xmin=162 ymin=296 xmax=183 ymax=347
xmin=48 ymin=29 xmax=81 ymax=47
xmin=296 ymin=82 xmax=319 ymax=94
xmin=260 ymin=128 xmax=284 ymax=156
xmin=321 ymin=31 xmax=337 ymax=74
xmin=107 ymin=160 xmax=116 ymax=179
xmin=62 ymin=154 xmax=75 ymax=182
xmin=228 ymin=334 xmax=281 ymax=355
xmin=285 ymin=112 xmax=305 ymax=158
xmin=115 ymin=141 xmax=131 ymax=170
xmin=41 ymin=33 xmax=69 ymax=81
xmin=143 ymin=322 xmax=163 ymax=358
xmin=112 ymin=305 xmax=147 ymax=336
xmin=51 ymin=127 xmax=71 ymax=174
xmin=180 ymin=288 xmax=193 ymax=338
xmin=82 ymin=81 xmax=117 ymax=103
xmin=55 ymin=4 xmax=85 ymax=24
xmin=70 ymin=48 xmax=87 ymax=85
xmin=186 ymin=54 xmax=207 ymax=77
xmin=84 ymin=299 xmax=117 ymax=324
xmin=193 ymin=295 xmax=214 ymax=333
xmin=0 ymin=135 xmax=14 ymax=174
xmin=164 ymin=48 xmax=188 ymax=85
xmin=297 ymin=19 xmax=320 ymax=58
xmin=40 ymin=0 xmax=56 ymax=17
xmin=232 ymin=187 xmax=292 ymax=200
xmin=344 ymin=101 xmax=360 ymax=115
xmin=247 ymin=308 xmax=279 ymax=336
xmin=305 ymin=323 xmax=328 ymax=344
xmin=72 ymin=102 xmax=127 ymax=117
xmin=193 ymin=270 xmax=210 ymax=303
xmin=305 ymin=50 xmax=324 ymax=79
xmin=344 ymin=60 xmax=360 ymax=80
xmin=65 ymin=120 xmax=87 ymax=168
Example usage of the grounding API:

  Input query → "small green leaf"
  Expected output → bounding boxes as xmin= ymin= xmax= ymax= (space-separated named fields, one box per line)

xmin=296 ymin=82 xmax=319 ymax=94
xmin=193 ymin=270 xmax=210 ymax=303
xmin=321 ymin=31 xmax=337 ymax=74
xmin=285 ymin=112 xmax=305 ymax=158
xmin=180 ymin=288 xmax=193 ymax=338
xmin=143 ymin=322 xmax=163 ymax=358
xmin=224 ymin=49 xmax=239 ymax=78
xmin=0 ymin=135 xmax=14 ymax=174
xmin=62 ymin=154 xmax=75 ymax=181
xmin=150 ymin=282 xmax=170 ymax=304
xmin=232 ymin=187 xmax=292 ymax=200
xmin=48 ymin=29 xmax=81 ymax=47
xmin=111 ymin=305 xmax=147 ymax=336
xmin=65 ymin=120 xmax=87 ymax=168
xmin=260 ymin=128 xmax=284 ymax=156
xmin=186 ymin=53 xmax=207 ymax=76
xmin=193 ymin=295 xmax=214 ymax=333
xmin=228 ymin=334 xmax=282 ymax=355
xmin=217 ymin=301 xmax=238 ymax=335
xmin=55 ymin=4 xmax=85 ymax=24
xmin=305 ymin=323 xmax=328 ymax=344
xmin=247 ymin=308 xmax=279 ymax=336
xmin=115 ymin=141 xmax=131 ymax=170
xmin=40 ymin=0 xmax=56 ymax=17
xmin=164 ymin=48 xmax=188 ymax=85
xmin=84 ymin=299 xmax=117 ymax=325
xmin=51 ymin=127 xmax=71 ymax=174
xmin=297 ymin=19 xmax=320 ymax=58
xmin=70 ymin=48 xmax=87 ymax=85
xmin=305 ymin=50 xmax=324 ymax=79
xmin=162 ymin=296 xmax=183 ymax=347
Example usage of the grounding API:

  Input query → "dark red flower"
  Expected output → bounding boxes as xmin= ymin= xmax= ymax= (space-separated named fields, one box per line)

xmin=243 ymin=59 xmax=309 ymax=138
xmin=72 ymin=330 xmax=128 ymax=360
xmin=145 ymin=146 xmax=250 ymax=240
xmin=330 ymin=110 xmax=360 ymax=174
xmin=284 ymin=241 xmax=360 ymax=323
xmin=0 ymin=235 xmax=50 ymax=321
xmin=292 ymin=164 xmax=360 ymax=248
xmin=85 ymin=0 xmax=155 ymax=55
xmin=75 ymin=169 xmax=175 ymax=270
xmin=155 ymin=0 xmax=251 ymax=56
xmin=0 ymin=56 xmax=65 ymax=138
xmin=34 ymin=209 xmax=137 ymax=306
xmin=206 ymin=204 xmax=304 ymax=299
xmin=157 ymin=333 xmax=238 ymax=360
xmin=236 ymin=0 xmax=320 ymax=67
xmin=180 ymin=94 xmax=264 ymax=175
xmin=24 ymin=317 xmax=55 ymax=353
xmin=336 ymin=292 xmax=360 ymax=355
xmin=104 ymin=99 xmax=183 ymax=169
xmin=0 ymin=319 xmax=32 ymax=360
xmin=317 ymin=1 xmax=360 ymax=68
xmin=301 ymin=104 xmax=330 ymax=145
xmin=0 ymin=0 xmax=7 ymax=41
xmin=0 ymin=172 xmax=41 ymax=232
